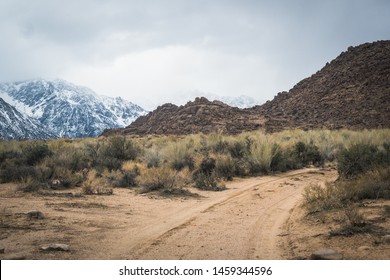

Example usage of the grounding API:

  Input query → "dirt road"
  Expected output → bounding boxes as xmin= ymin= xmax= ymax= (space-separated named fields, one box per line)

xmin=0 ymin=168 xmax=337 ymax=260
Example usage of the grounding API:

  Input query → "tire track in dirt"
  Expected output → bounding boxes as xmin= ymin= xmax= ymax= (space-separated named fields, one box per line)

xmin=103 ymin=168 xmax=336 ymax=259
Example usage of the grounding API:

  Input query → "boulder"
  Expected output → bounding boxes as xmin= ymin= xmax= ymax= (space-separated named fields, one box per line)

xmin=310 ymin=248 xmax=343 ymax=260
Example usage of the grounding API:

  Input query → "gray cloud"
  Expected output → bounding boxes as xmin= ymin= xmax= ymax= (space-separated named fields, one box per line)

xmin=1 ymin=0 xmax=389 ymax=108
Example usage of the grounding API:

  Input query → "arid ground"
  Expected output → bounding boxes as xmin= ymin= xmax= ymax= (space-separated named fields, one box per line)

xmin=1 ymin=168 xmax=389 ymax=260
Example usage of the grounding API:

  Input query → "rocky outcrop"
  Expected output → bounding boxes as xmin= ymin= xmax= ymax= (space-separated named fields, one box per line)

xmin=102 ymin=97 xmax=264 ymax=136
xmin=254 ymin=40 xmax=390 ymax=132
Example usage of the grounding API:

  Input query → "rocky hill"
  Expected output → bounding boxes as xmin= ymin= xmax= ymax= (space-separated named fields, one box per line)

xmin=255 ymin=40 xmax=390 ymax=132
xmin=102 ymin=97 xmax=264 ymax=136
xmin=103 ymin=40 xmax=390 ymax=136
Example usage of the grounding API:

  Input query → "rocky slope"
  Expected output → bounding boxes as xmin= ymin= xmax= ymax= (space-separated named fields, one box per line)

xmin=104 ymin=40 xmax=389 ymax=136
xmin=0 ymin=97 xmax=55 ymax=140
xmin=0 ymin=80 xmax=146 ymax=138
xmin=255 ymin=40 xmax=390 ymax=132
xmin=102 ymin=97 xmax=264 ymax=136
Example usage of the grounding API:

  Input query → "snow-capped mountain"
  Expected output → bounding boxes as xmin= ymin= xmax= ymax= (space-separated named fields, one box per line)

xmin=217 ymin=95 xmax=261 ymax=108
xmin=0 ymin=97 xmax=55 ymax=140
xmin=169 ymin=91 xmax=261 ymax=109
xmin=0 ymin=79 xmax=146 ymax=138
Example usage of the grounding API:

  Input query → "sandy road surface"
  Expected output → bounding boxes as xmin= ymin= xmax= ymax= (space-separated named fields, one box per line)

xmin=99 ymin=168 xmax=336 ymax=260
xmin=0 ymin=168 xmax=337 ymax=260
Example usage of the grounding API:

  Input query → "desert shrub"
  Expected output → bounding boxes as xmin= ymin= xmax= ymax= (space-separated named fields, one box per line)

xmin=207 ymin=133 xmax=229 ymax=153
xmin=337 ymin=143 xmax=381 ymax=178
xmin=0 ymin=165 xmax=38 ymax=183
xmin=303 ymin=167 xmax=390 ymax=213
xmin=98 ymin=156 xmax=123 ymax=172
xmin=82 ymin=170 xmax=113 ymax=195
xmin=48 ymin=147 xmax=90 ymax=173
xmin=193 ymin=157 xmax=225 ymax=191
xmin=17 ymin=176 xmax=49 ymax=192
xmin=199 ymin=157 xmax=216 ymax=176
xmin=163 ymin=142 xmax=195 ymax=171
xmin=50 ymin=167 xmax=84 ymax=189
xmin=228 ymin=140 xmax=247 ymax=158
xmin=137 ymin=166 xmax=189 ymax=194
xmin=61 ymin=149 xmax=90 ymax=172
xmin=118 ymin=169 xmax=139 ymax=188
xmin=23 ymin=142 xmax=52 ymax=165
xmin=95 ymin=136 xmax=141 ymax=171
xmin=193 ymin=172 xmax=223 ymax=190
xmin=233 ymin=159 xmax=251 ymax=177
xmin=269 ymin=144 xmax=300 ymax=172
xmin=303 ymin=183 xmax=342 ymax=213
xmin=106 ymin=168 xmax=139 ymax=188
xmin=0 ymin=150 xmax=21 ymax=167
xmin=247 ymin=142 xmax=274 ymax=175
xmin=215 ymin=154 xmax=235 ymax=180
xmin=344 ymin=205 xmax=366 ymax=227
xmin=336 ymin=167 xmax=390 ymax=200
xmin=294 ymin=141 xmax=323 ymax=167
xmin=103 ymin=136 xmax=140 ymax=161
xmin=144 ymin=147 xmax=162 ymax=168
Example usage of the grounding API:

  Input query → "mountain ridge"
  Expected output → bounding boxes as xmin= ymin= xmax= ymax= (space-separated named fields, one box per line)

xmin=0 ymin=79 xmax=146 ymax=139
xmin=102 ymin=40 xmax=390 ymax=136
xmin=0 ymin=97 xmax=55 ymax=140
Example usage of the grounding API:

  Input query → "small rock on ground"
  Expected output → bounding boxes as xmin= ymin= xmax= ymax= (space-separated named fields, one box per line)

xmin=26 ymin=210 xmax=45 ymax=219
xmin=310 ymin=248 xmax=343 ymax=260
xmin=40 ymin=244 xmax=70 ymax=252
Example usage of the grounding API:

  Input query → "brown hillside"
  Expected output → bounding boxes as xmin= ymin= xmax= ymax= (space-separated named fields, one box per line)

xmin=102 ymin=97 xmax=264 ymax=136
xmin=255 ymin=40 xmax=390 ymax=132
xmin=102 ymin=40 xmax=390 ymax=136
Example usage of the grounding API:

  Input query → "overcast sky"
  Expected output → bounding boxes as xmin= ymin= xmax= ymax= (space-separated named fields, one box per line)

xmin=1 ymin=0 xmax=389 ymax=109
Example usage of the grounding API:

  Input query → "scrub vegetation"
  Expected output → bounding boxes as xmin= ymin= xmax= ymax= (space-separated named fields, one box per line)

xmin=0 ymin=129 xmax=389 ymax=198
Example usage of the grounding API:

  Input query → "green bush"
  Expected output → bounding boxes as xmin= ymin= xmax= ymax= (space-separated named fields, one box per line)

xmin=228 ymin=141 xmax=247 ymax=158
xmin=103 ymin=136 xmax=140 ymax=161
xmin=269 ymin=144 xmax=300 ymax=172
xmin=337 ymin=143 xmax=381 ymax=178
xmin=193 ymin=157 xmax=225 ymax=190
xmin=144 ymin=147 xmax=162 ymax=168
xmin=23 ymin=143 xmax=52 ymax=165
xmin=199 ymin=157 xmax=216 ymax=176
xmin=294 ymin=141 xmax=323 ymax=167
xmin=0 ymin=165 xmax=38 ymax=183
xmin=215 ymin=155 xmax=235 ymax=181
xmin=109 ymin=168 xmax=139 ymax=188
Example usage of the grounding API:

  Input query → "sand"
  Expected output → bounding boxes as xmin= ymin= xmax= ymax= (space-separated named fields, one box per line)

xmin=1 ymin=167 xmax=388 ymax=260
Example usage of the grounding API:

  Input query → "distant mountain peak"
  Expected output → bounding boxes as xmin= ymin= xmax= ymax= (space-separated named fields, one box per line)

xmin=0 ymin=79 xmax=146 ymax=139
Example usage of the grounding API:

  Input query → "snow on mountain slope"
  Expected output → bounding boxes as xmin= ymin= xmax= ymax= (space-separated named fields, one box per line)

xmin=0 ymin=80 xmax=146 ymax=138
xmin=0 ymin=97 xmax=55 ymax=140
xmin=218 ymin=95 xmax=261 ymax=108
xmin=170 ymin=91 xmax=261 ymax=109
